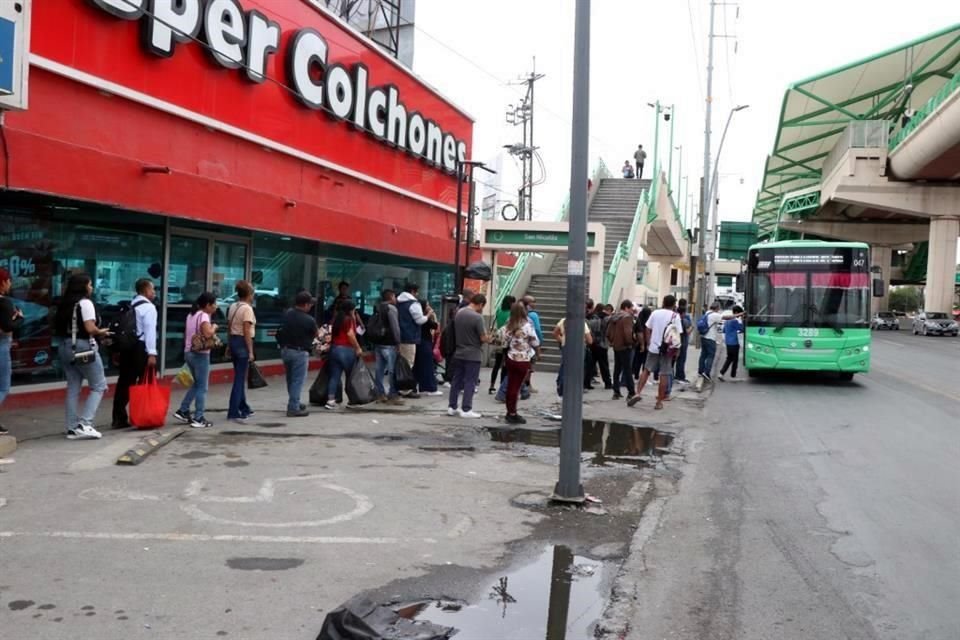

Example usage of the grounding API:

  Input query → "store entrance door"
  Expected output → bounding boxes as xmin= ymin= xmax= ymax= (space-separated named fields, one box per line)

xmin=164 ymin=230 xmax=250 ymax=370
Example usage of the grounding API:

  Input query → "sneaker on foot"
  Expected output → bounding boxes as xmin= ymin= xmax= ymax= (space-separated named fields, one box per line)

xmin=446 ymin=407 xmax=458 ymax=416
xmin=505 ymin=414 xmax=527 ymax=425
xmin=172 ymin=410 xmax=191 ymax=424
xmin=459 ymin=410 xmax=482 ymax=419
xmin=718 ymin=374 xmax=726 ymax=382
xmin=66 ymin=424 xmax=102 ymax=440
xmin=324 ymin=402 xmax=337 ymax=411
xmin=230 ymin=417 xmax=248 ymax=424
xmin=611 ymin=393 xmax=623 ymax=400
xmin=424 ymin=390 xmax=444 ymax=396
xmin=701 ymin=373 xmax=713 ymax=383
xmin=286 ymin=409 xmax=310 ymax=417
xmin=190 ymin=417 xmax=213 ymax=429
xmin=386 ymin=397 xmax=405 ymax=406
xmin=0 ymin=424 xmax=8 ymax=436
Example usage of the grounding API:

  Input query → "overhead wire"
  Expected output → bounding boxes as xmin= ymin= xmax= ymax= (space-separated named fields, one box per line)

xmin=686 ymin=0 xmax=706 ymax=106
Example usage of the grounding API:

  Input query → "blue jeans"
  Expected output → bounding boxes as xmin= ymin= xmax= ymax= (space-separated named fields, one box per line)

xmin=327 ymin=345 xmax=357 ymax=402
xmin=281 ymin=348 xmax=309 ymax=412
xmin=228 ymin=335 xmax=252 ymax=419
xmin=375 ymin=345 xmax=398 ymax=398
xmin=698 ymin=338 xmax=717 ymax=377
xmin=448 ymin=358 xmax=481 ymax=412
xmin=58 ymin=340 xmax=107 ymax=431
xmin=179 ymin=350 xmax=211 ymax=420
xmin=0 ymin=335 xmax=10 ymax=407
xmin=675 ymin=340 xmax=689 ymax=381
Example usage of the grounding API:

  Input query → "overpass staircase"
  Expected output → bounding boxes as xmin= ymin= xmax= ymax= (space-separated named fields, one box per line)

xmin=524 ymin=178 xmax=649 ymax=372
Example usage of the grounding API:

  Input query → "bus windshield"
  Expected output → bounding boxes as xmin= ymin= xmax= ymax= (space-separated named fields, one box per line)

xmin=747 ymin=246 xmax=871 ymax=329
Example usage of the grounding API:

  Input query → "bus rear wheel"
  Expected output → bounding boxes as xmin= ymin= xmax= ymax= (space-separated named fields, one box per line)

xmin=838 ymin=372 xmax=855 ymax=381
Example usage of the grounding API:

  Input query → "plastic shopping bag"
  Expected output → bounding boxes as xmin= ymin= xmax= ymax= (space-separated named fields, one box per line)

xmin=346 ymin=361 xmax=377 ymax=406
xmin=395 ymin=356 xmax=417 ymax=392
xmin=129 ymin=368 xmax=170 ymax=429
xmin=175 ymin=363 xmax=194 ymax=387
xmin=247 ymin=362 xmax=268 ymax=390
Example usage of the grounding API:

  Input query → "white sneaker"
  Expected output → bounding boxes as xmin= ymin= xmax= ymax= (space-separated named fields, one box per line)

xmin=442 ymin=382 xmax=451 ymax=388
xmin=718 ymin=374 xmax=726 ymax=382
xmin=425 ymin=390 xmax=444 ymax=396
xmin=447 ymin=407 xmax=458 ymax=416
xmin=66 ymin=424 xmax=102 ymax=440
xmin=459 ymin=410 xmax=482 ymax=419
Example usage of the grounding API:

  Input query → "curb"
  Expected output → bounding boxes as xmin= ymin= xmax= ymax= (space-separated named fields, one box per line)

xmin=117 ymin=428 xmax=186 ymax=465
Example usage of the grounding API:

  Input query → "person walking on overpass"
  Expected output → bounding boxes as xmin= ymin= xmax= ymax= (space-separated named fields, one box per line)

xmin=634 ymin=144 xmax=647 ymax=179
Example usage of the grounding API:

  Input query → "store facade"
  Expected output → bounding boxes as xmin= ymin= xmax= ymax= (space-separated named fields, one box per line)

xmin=0 ymin=0 xmax=472 ymax=394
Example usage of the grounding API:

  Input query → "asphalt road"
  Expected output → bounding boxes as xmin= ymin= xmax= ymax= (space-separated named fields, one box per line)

xmin=620 ymin=329 xmax=960 ymax=640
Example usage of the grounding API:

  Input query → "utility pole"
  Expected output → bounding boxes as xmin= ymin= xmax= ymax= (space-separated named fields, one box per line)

xmin=695 ymin=0 xmax=717 ymax=317
xmin=505 ymin=62 xmax=544 ymax=221
xmin=554 ymin=0 xmax=590 ymax=504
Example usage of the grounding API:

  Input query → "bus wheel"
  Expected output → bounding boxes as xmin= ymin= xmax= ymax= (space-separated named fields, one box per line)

xmin=838 ymin=372 xmax=854 ymax=381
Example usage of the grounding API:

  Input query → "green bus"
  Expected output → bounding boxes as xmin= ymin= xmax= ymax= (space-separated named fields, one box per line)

xmin=740 ymin=240 xmax=883 ymax=380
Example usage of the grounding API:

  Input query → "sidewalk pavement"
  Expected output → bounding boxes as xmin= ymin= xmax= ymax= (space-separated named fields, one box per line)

xmin=3 ymin=359 xmax=708 ymax=443
xmin=0 ymin=364 xmax=708 ymax=640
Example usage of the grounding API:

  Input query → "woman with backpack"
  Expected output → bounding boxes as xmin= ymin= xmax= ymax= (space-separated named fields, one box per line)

xmin=226 ymin=280 xmax=257 ymax=423
xmin=54 ymin=273 xmax=111 ymax=439
xmin=174 ymin=292 xmax=219 ymax=429
xmin=325 ymin=300 xmax=363 ymax=410
xmin=502 ymin=302 xmax=539 ymax=424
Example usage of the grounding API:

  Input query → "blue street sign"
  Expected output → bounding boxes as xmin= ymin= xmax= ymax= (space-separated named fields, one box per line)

xmin=0 ymin=16 xmax=15 ymax=95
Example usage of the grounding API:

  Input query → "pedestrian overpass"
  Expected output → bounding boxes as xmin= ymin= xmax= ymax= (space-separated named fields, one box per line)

xmin=752 ymin=24 xmax=960 ymax=313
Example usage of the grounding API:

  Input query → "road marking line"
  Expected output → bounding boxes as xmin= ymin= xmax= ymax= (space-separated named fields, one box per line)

xmin=0 ymin=531 xmax=435 ymax=544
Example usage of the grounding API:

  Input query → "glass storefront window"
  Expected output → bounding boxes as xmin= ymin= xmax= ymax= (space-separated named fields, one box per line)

xmin=0 ymin=202 xmax=164 ymax=385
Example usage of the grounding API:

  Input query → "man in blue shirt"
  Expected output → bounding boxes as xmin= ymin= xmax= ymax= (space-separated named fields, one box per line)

xmin=718 ymin=305 xmax=744 ymax=381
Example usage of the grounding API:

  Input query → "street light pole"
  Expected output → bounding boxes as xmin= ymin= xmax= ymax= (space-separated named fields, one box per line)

xmin=695 ymin=0 xmax=717 ymax=317
xmin=554 ymin=0 xmax=590 ymax=503
xmin=706 ymin=104 xmax=749 ymax=304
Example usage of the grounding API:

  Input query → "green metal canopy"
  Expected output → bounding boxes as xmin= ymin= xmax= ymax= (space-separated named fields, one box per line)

xmin=752 ymin=24 xmax=960 ymax=239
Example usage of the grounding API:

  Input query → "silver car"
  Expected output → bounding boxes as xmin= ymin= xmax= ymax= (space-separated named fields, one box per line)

xmin=871 ymin=311 xmax=899 ymax=330
xmin=912 ymin=312 xmax=959 ymax=337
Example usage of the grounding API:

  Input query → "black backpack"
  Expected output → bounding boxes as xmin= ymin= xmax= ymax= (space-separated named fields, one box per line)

xmin=110 ymin=299 xmax=149 ymax=351
xmin=365 ymin=303 xmax=391 ymax=344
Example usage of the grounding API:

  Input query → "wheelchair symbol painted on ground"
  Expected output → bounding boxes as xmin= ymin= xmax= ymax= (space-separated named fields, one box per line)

xmin=79 ymin=474 xmax=372 ymax=528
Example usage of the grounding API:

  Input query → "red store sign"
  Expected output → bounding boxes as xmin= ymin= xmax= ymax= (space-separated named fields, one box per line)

xmin=28 ymin=0 xmax=473 ymax=209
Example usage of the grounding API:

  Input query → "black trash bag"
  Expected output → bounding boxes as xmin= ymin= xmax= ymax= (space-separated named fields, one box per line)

xmin=463 ymin=261 xmax=492 ymax=281
xmin=346 ymin=362 xmax=378 ymax=406
xmin=311 ymin=359 xmax=343 ymax=405
xmin=317 ymin=597 xmax=455 ymax=640
xmin=247 ymin=362 xmax=268 ymax=389
xmin=394 ymin=356 xmax=417 ymax=392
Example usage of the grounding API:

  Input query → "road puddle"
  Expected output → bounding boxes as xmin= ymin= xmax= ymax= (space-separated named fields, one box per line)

xmin=486 ymin=420 xmax=674 ymax=468
xmin=400 ymin=545 xmax=610 ymax=639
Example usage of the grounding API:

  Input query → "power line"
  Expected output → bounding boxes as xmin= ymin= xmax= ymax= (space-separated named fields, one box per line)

xmin=686 ymin=0 xmax=706 ymax=106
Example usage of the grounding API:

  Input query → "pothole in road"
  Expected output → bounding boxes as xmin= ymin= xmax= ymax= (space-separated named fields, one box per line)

xmin=485 ymin=420 xmax=675 ymax=469
xmin=399 ymin=545 xmax=611 ymax=640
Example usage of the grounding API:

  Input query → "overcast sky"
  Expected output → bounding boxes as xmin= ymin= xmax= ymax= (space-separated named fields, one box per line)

xmin=410 ymin=0 xmax=955 ymax=243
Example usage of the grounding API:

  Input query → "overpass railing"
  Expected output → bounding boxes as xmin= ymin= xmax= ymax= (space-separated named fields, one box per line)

xmin=493 ymin=157 xmax=612 ymax=310
xmin=890 ymin=72 xmax=960 ymax=150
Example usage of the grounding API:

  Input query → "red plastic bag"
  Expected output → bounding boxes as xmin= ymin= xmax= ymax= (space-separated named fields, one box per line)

xmin=129 ymin=368 xmax=170 ymax=429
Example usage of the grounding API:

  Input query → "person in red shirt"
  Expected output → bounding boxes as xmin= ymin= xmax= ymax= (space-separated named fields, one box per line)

xmin=325 ymin=300 xmax=363 ymax=410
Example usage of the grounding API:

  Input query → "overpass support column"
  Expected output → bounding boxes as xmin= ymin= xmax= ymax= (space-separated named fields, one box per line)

xmin=870 ymin=246 xmax=892 ymax=312
xmin=657 ymin=260 xmax=673 ymax=302
xmin=924 ymin=217 xmax=960 ymax=313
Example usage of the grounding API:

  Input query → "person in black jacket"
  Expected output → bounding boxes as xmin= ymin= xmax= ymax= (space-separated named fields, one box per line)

xmin=373 ymin=289 xmax=403 ymax=405
xmin=0 ymin=268 xmax=25 ymax=435
xmin=278 ymin=291 xmax=319 ymax=417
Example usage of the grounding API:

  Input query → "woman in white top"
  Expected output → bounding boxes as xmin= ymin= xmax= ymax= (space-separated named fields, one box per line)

xmin=174 ymin=292 xmax=219 ymax=429
xmin=54 ymin=273 xmax=111 ymax=440
xmin=502 ymin=302 xmax=540 ymax=425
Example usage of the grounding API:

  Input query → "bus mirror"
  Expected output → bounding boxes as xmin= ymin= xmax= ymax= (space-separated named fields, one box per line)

xmin=735 ymin=273 xmax=745 ymax=293
xmin=872 ymin=278 xmax=886 ymax=298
